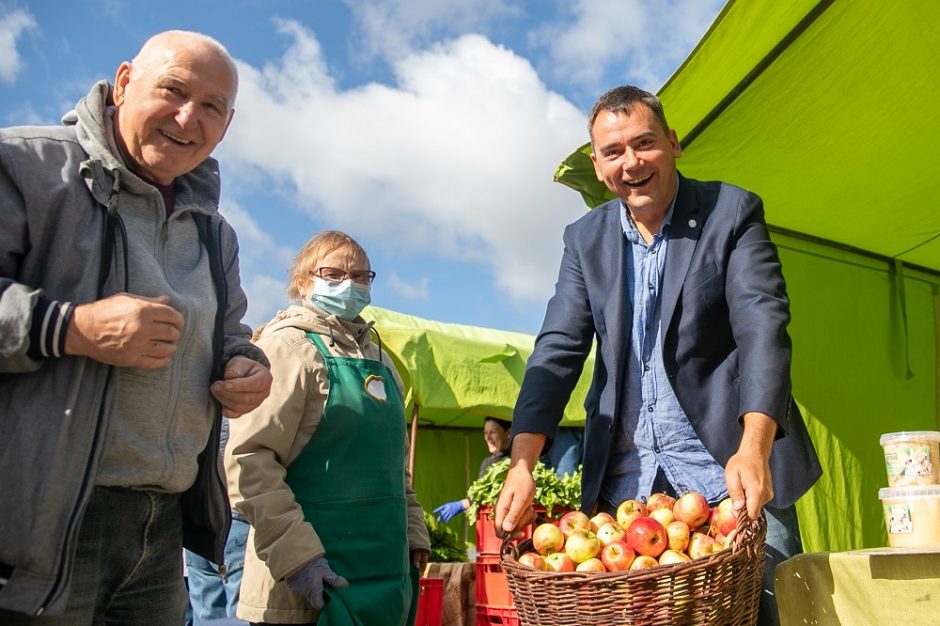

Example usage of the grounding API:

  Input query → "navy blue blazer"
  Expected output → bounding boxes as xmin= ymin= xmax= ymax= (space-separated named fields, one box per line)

xmin=513 ymin=175 xmax=821 ymax=511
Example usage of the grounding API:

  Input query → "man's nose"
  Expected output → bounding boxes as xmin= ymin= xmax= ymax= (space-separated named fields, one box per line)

xmin=175 ymin=101 xmax=198 ymax=128
xmin=622 ymin=148 xmax=640 ymax=170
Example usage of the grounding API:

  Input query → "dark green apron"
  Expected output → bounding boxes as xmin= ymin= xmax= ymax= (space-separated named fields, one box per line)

xmin=285 ymin=332 xmax=419 ymax=626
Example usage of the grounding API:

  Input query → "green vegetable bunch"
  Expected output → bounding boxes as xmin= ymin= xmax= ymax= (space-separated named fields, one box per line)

xmin=466 ymin=458 xmax=581 ymax=525
xmin=423 ymin=511 xmax=468 ymax=563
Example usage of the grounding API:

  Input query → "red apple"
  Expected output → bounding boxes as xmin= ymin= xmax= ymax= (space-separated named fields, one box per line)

xmin=564 ymin=530 xmax=602 ymax=563
xmin=646 ymin=492 xmax=676 ymax=512
xmin=625 ymin=516 xmax=668 ymax=558
xmin=600 ymin=540 xmax=635 ymax=571
xmin=673 ymin=492 xmax=711 ymax=530
xmin=665 ymin=520 xmax=691 ymax=553
xmin=544 ymin=551 xmax=576 ymax=572
xmin=688 ymin=532 xmax=721 ymax=560
xmin=658 ymin=549 xmax=692 ymax=565
xmin=576 ymin=557 xmax=607 ymax=573
xmin=616 ymin=499 xmax=648 ymax=529
xmin=518 ymin=551 xmax=548 ymax=570
xmin=590 ymin=512 xmax=616 ymax=532
xmin=558 ymin=511 xmax=592 ymax=538
xmin=649 ymin=507 xmax=675 ymax=527
xmin=629 ymin=555 xmax=660 ymax=570
xmin=595 ymin=521 xmax=626 ymax=546
xmin=712 ymin=498 xmax=737 ymax=536
xmin=532 ymin=522 xmax=565 ymax=556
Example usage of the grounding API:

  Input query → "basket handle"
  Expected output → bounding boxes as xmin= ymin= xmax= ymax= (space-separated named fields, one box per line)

xmin=731 ymin=507 xmax=766 ymax=553
xmin=498 ymin=507 xmax=548 ymax=558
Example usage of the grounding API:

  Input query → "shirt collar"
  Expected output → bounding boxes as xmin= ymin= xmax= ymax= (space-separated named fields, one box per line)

xmin=620 ymin=173 xmax=680 ymax=243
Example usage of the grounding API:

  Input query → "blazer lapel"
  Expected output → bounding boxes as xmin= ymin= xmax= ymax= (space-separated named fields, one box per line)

xmin=593 ymin=203 xmax=629 ymax=399
xmin=661 ymin=175 xmax=702 ymax=335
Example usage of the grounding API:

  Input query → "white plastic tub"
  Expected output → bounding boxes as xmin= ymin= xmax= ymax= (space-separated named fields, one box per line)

xmin=879 ymin=485 xmax=940 ymax=547
xmin=879 ymin=431 xmax=940 ymax=487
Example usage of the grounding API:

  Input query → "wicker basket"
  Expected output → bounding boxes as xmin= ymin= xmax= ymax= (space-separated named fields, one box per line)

xmin=501 ymin=511 xmax=767 ymax=626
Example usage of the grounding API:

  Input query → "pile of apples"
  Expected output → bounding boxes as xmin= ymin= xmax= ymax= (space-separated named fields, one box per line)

xmin=517 ymin=492 xmax=738 ymax=573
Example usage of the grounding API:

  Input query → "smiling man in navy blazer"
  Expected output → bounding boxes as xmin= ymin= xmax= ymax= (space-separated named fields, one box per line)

xmin=495 ymin=86 xmax=821 ymax=625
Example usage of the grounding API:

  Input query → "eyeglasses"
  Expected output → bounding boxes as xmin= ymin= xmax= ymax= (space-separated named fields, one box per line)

xmin=313 ymin=266 xmax=376 ymax=285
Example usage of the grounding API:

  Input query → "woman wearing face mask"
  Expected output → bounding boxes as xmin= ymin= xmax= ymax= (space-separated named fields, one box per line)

xmin=225 ymin=231 xmax=430 ymax=626
xmin=432 ymin=417 xmax=512 ymax=522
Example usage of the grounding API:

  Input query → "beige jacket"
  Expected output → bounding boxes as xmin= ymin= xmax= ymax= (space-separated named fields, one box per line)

xmin=226 ymin=304 xmax=430 ymax=624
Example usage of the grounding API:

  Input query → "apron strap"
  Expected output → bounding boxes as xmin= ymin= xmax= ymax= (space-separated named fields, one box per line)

xmin=306 ymin=331 xmax=331 ymax=357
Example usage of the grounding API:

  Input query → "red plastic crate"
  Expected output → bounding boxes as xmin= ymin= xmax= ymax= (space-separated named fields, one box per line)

xmin=475 ymin=505 xmax=572 ymax=555
xmin=476 ymin=604 xmax=520 ymax=626
xmin=475 ymin=554 xmax=512 ymax=607
xmin=415 ymin=577 xmax=443 ymax=626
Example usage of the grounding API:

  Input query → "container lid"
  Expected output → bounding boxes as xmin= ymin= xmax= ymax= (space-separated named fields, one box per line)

xmin=879 ymin=485 xmax=940 ymax=499
xmin=879 ymin=431 xmax=940 ymax=445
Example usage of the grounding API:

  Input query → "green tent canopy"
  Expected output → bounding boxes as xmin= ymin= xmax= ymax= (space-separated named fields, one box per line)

xmin=361 ymin=305 xmax=593 ymax=541
xmin=554 ymin=0 xmax=940 ymax=552
xmin=363 ymin=305 xmax=593 ymax=428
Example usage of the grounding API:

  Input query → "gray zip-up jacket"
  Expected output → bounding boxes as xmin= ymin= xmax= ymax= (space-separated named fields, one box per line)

xmin=0 ymin=81 xmax=266 ymax=616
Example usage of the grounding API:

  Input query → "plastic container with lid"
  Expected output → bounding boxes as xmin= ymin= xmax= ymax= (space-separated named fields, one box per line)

xmin=879 ymin=485 xmax=940 ymax=547
xmin=879 ymin=431 xmax=940 ymax=487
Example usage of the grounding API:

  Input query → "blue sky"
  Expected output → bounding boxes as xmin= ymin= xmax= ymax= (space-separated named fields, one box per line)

xmin=1 ymin=0 xmax=724 ymax=334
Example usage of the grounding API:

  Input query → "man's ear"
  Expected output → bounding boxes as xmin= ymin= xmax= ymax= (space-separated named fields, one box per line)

xmin=219 ymin=107 xmax=235 ymax=142
xmin=590 ymin=151 xmax=604 ymax=182
xmin=113 ymin=61 xmax=133 ymax=106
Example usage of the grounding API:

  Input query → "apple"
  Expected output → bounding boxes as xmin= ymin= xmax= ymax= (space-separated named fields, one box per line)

xmin=576 ymin=558 xmax=607 ymax=573
xmin=518 ymin=551 xmax=548 ymax=570
xmin=564 ymin=530 xmax=602 ymax=564
xmin=590 ymin=512 xmax=616 ymax=532
xmin=665 ymin=520 xmax=691 ymax=553
xmin=673 ymin=492 xmax=711 ymax=530
xmin=600 ymin=540 xmax=635 ymax=571
xmin=629 ymin=555 xmax=660 ymax=570
xmin=646 ymin=492 xmax=677 ymax=512
xmin=595 ymin=521 xmax=626 ymax=546
xmin=558 ymin=510 xmax=592 ymax=538
xmin=616 ymin=499 xmax=648 ymax=529
xmin=532 ymin=522 xmax=565 ymax=556
xmin=722 ymin=528 xmax=739 ymax=549
xmin=688 ymin=532 xmax=721 ymax=560
xmin=625 ymin=517 xmax=668 ymax=558
xmin=658 ymin=549 xmax=692 ymax=565
xmin=649 ymin=507 xmax=675 ymax=527
xmin=544 ymin=551 xmax=576 ymax=572
xmin=712 ymin=498 xmax=737 ymax=536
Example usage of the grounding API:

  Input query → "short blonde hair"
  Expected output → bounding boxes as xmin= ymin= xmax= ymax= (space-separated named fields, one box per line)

xmin=286 ymin=230 xmax=370 ymax=301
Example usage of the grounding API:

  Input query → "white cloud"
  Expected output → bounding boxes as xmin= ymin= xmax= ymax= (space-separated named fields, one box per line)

xmin=0 ymin=9 xmax=37 ymax=84
xmin=219 ymin=199 xmax=296 ymax=327
xmin=386 ymin=273 xmax=429 ymax=301
xmin=529 ymin=0 xmax=724 ymax=92
xmin=221 ymin=22 xmax=588 ymax=305
xmin=343 ymin=0 xmax=517 ymax=64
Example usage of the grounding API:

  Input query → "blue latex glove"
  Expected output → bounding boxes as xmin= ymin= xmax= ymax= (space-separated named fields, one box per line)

xmin=285 ymin=556 xmax=349 ymax=611
xmin=433 ymin=500 xmax=466 ymax=522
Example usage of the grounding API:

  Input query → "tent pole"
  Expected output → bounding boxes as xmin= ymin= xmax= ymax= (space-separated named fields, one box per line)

xmin=408 ymin=403 xmax=419 ymax=487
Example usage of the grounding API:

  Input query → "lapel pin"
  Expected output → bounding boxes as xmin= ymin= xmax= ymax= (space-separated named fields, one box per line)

xmin=688 ymin=219 xmax=697 ymax=228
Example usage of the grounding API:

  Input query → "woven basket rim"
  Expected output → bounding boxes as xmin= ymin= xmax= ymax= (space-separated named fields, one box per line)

xmin=501 ymin=510 xmax=767 ymax=581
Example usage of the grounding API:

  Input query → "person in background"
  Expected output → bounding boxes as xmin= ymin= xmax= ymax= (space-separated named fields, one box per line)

xmin=185 ymin=419 xmax=250 ymax=626
xmin=433 ymin=417 xmax=512 ymax=522
xmin=226 ymin=230 xmax=430 ymax=626
xmin=494 ymin=85 xmax=821 ymax=626
xmin=0 ymin=30 xmax=271 ymax=623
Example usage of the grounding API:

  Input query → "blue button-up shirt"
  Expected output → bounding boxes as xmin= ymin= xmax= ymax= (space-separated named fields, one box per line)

xmin=601 ymin=192 xmax=727 ymax=505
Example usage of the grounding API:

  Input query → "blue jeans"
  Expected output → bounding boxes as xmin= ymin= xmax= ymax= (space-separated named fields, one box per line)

xmin=0 ymin=486 xmax=188 ymax=625
xmin=185 ymin=515 xmax=248 ymax=625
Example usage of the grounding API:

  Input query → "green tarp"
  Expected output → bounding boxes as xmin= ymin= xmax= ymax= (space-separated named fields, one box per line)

xmin=554 ymin=0 xmax=940 ymax=551
xmin=363 ymin=305 xmax=593 ymax=428
xmin=361 ymin=305 xmax=594 ymax=544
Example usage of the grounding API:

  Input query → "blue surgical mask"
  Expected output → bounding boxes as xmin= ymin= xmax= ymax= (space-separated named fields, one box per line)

xmin=310 ymin=278 xmax=371 ymax=321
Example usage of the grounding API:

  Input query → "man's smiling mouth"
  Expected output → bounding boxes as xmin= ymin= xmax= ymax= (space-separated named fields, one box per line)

xmin=625 ymin=173 xmax=653 ymax=188
xmin=159 ymin=129 xmax=193 ymax=145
